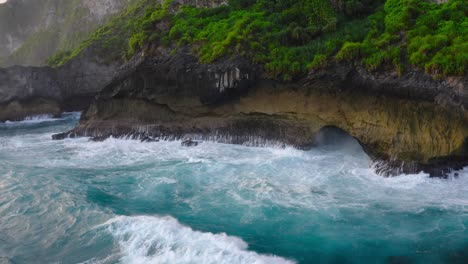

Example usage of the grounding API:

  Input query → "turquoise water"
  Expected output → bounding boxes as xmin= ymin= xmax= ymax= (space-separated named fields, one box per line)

xmin=1 ymin=113 xmax=468 ymax=264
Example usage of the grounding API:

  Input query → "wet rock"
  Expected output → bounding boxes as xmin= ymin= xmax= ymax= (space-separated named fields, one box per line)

xmin=0 ymin=98 xmax=61 ymax=123
xmin=373 ymin=155 xmax=468 ymax=178
xmin=141 ymin=136 xmax=159 ymax=143
xmin=59 ymin=53 xmax=468 ymax=178
xmin=52 ymin=132 xmax=68 ymax=140
xmin=89 ymin=135 xmax=110 ymax=142
xmin=51 ymin=132 xmax=77 ymax=140
xmin=0 ymin=43 xmax=119 ymax=122
xmin=181 ymin=139 xmax=199 ymax=147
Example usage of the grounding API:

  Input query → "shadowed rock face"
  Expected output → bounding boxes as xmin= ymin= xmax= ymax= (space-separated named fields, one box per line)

xmin=0 ymin=0 xmax=232 ymax=122
xmin=0 ymin=48 xmax=118 ymax=121
xmin=0 ymin=0 xmax=228 ymax=67
xmin=59 ymin=53 xmax=468 ymax=177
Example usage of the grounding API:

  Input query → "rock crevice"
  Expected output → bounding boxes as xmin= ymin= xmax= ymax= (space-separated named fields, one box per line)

xmin=57 ymin=53 xmax=468 ymax=177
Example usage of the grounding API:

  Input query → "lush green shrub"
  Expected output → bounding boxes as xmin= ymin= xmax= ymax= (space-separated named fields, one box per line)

xmin=47 ymin=50 xmax=72 ymax=66
xmin=338 ymin=0 xmax=467 ymax=76
xmin=47 ymin=0 xmax=164 ymax=66
xmin=48 ymin=0 xmax=466 ymax=78
xmin=336 ymin=42 xmax=362 ymax=60
xmin=308 ymin=54 xmax=328 ymax=70
xmin=167 ymin=0 xmax=375 ymax=79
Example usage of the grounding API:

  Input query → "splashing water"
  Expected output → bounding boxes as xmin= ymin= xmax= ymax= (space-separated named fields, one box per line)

xmin=0 ymin=113 xmax=467 ymax=264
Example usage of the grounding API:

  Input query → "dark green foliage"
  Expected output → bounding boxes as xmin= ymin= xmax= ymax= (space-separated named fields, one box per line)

xmin=47 ymin=50 xmax=72 ymax=66
xmin=127 ymin=0 xmax=173 ymax=56
xmin=338 ymin=0 xmax=467 ymax=76
xmin=48 ymin=0 xmax=466 ymax=78
xmin=48 ymin=0 xmax=165 ymax=66
xmin=168 ymin=0 xmax=375 ymax=80
xmin=48 ymin=0 xmax=375 ymax=78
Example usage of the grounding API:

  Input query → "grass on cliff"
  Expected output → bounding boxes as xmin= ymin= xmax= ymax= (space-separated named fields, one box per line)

xmin=337 ymin=0 xmax=468 ymax=76
xmin=48 ymin=0 xmax=166 ymax=67
xmin=48 ymin=0 xmax=467 ymax=79
xmin=167 ymin=0 xmax=378 ymax=80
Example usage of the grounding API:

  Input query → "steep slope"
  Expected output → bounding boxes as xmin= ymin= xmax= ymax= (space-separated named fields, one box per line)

xmin=0 ymin=0 xmax=228 ymax=121
xmin=47 ymin=0 xmax=467 ymax=80
xmin=0 ymin=0 xmax=136 ymax=66
xmin=50 ymin=0 xmax=467 ymax=177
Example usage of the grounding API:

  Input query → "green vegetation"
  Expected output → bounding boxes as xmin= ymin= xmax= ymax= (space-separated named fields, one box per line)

xmin=49 ymin=0 xmax=467 ymax=79
xmin=167 ymin=0 xmax=377 ymax=80
xmin=338 ymin=0 xmax=467 ymax=76
xmin=0 ymin=0 xmax=137 ymax=67
xmin=48 ymin=0 xmax=166 ymax=66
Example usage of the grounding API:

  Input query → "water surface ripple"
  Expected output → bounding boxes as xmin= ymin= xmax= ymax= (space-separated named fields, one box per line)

xmin=0 ymin=113 xmax=467 ymax=264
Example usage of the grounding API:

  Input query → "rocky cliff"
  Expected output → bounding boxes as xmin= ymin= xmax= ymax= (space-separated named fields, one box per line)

xmin=0 ymin=0 xmax=135 ymax=67
xmin=0 ymin=0 xmax=229 ymax=121
xmin=1 ymin=0 xmax=467 ymax=177
xmin=0 ymin=47 xmax=119 ymax=121
xmin=56 ymin=52 xmax=468 ymax=177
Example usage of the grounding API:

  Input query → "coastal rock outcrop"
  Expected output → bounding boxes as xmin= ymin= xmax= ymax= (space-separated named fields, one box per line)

xmin=0 ymin=48 xmax=118 ymax=121
xmin=0 ymin=0 xmax=233 ymax=122
xmin=57 ymin=53 xmax=468 ymax=177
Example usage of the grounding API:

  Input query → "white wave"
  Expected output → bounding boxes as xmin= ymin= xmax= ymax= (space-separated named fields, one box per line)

xmin=101 ymin=215 xmax=296 ymax=264
xmin=1 ymin=112 xmax=81 ymax=125
xmin=52 ymin=136 xmax=468 ymax=213
xmin=3 ymin=114 xmax=56 ymax=124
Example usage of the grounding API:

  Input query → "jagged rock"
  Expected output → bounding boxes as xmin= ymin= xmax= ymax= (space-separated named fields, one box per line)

xmin=51 ymin=132 xmax=77 ymax=140
xmin=58 ymin=52 xmax=468 ymax=177
xmin=89 ymin=135 xmax=110 ymax=142
xmin=0 ymin=47 xmax=118 ymax=122
xmin=181 ymin=139 xmax=199 ymax=147
xmin=141 ymin=136 xmax=159 ymax=143
xmin=51 ymin=132 xmax=68 ymax=140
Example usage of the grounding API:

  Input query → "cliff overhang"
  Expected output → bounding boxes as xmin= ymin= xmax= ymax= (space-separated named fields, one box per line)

xmin=54 ymin=53 xmax=468 ymax=177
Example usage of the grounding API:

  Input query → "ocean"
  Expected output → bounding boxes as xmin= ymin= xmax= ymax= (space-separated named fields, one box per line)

xmin=0 ymin=113 xmax=467 ymax=264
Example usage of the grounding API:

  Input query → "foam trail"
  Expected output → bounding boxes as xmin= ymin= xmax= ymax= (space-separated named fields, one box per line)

xmin=102 ymin=215 xmax=296 ymax=264
xmin=4 ymin=114 xmax=56 ymax=124
xmin=2 ymin=112 xmax=468 ymax=263
xmin=1 ymin=112 xmax=81 ymax=125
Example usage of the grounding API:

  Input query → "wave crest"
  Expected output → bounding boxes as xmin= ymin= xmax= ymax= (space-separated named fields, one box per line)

xmin=103 ymin=215 xmax=295 ymax=264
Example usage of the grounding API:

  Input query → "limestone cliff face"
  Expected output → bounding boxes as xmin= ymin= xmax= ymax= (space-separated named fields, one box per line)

xmin=0 ymin=0 xmax=135 ymax=66
xmin=0 ymin=48 xmax=119 ymax=121
xmin=60 ymin=53 xmax=468 ymax=177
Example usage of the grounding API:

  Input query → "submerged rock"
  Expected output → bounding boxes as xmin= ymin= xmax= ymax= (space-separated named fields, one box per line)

xmin=52 ymin=133 xmax=68 ymax=140
xmin=89 ymin=135 xmax=110 ymax=142
xmin=51 ymin=132 xmax=77 ymax=140
xmin=181 ymin=139 xmax=199 ymax=147
xmin=141 ymin=136 xmax=159 ymax=143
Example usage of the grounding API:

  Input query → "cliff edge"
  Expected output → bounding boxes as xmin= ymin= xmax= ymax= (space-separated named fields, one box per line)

xmin=58 ymin=52 xmax=468 ymax=177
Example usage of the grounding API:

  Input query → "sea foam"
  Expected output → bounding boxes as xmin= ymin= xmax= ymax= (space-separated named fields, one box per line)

xmin=102 ymin=215 xmax=296 ymax=264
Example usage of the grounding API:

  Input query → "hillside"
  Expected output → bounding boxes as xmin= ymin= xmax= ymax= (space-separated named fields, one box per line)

xmin=0 ymin=0 xmax=137 ymax=66
xmin=49 ymin=0 xmax=467 ymax=79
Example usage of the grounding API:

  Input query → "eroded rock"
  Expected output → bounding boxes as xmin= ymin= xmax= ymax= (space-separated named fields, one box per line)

xmin=55 ymin=53 xmax=468 ymax=177
xmin=181 ymin=139 xmax=199 ymax=147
